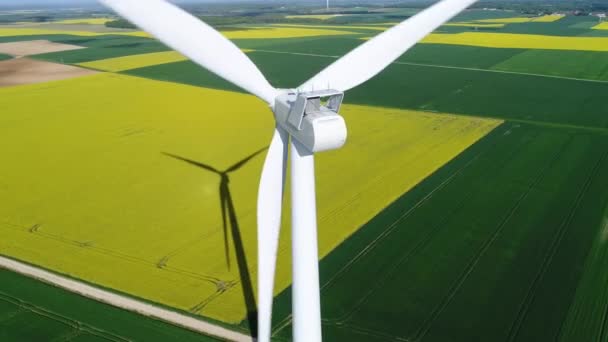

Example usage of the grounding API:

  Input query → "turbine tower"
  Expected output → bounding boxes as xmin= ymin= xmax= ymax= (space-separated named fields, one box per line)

xmin=99 ymin=0 xmax=479 ymax=341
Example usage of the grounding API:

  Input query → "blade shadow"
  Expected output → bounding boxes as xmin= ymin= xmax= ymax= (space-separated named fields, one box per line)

xmin=162 ymin=148 xmax=267 ymax=337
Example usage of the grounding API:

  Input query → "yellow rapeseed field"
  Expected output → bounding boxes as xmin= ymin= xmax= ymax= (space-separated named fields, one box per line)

xmin=421 ymin=32 xmax=608 ymax=51
xmin=530 ymin=14 xmax=565 ymax=22
xmin=593 ymin=22 xmax=608 ymax=30
xmin=475 ymin=14 xmax=564 ymax=24
xmin=53 ymin=18 xmax=115 ymax=25
xmin=79 ymin=51 xmax=188 ymax=72
xmin=0 ymin=73 xmax=500 ymax=323
xmin=443 ymin=22 xmax=505 ymax=28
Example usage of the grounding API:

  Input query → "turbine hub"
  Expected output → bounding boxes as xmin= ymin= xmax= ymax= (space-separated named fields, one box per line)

xmin=274 ymin=89 xmax=347 ymax=153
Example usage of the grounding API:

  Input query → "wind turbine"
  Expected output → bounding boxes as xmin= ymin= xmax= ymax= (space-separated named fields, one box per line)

xmin=99 ymin=1 xmax=479 ymax=341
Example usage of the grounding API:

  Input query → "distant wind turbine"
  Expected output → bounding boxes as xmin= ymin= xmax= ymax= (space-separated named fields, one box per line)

xmin=99 ymin=0 xmax=480 ymax=341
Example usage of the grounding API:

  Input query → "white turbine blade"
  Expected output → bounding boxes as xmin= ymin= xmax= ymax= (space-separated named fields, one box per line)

xmin=100 ymin=0 xmax=278 ymax=104
xmin=257 ymin=126 xmax=288 ymax=342
xmin=299 ymin=0 xmax=478 ymax=92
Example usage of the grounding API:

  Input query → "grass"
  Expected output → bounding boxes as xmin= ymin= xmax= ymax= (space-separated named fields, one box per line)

xmin=493 ymin=49 xmax=608 ymax=81
xmin=421 ymin=32 xmax=608 ymax=51
xmin=0 ymin=73 xmax=498 ymax=325
xmin=0 ymin=53 xmax=11 ymax=61
xmin=0 ymin=267 xmax=220 ymax=341
xmin=271 ymin=122 xmax=608 ymax=341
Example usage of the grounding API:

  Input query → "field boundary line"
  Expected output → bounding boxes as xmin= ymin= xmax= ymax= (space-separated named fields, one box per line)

xmin=332 ymin=124 xmax=533 ymax=329
xmin=508 ymin=148 xmax=608 ymax=342
xmin=251 ymin=49 xmax=608 ymax=85
xmin=323 ymin=125 xmax=515 ymax=325
xmin=0 ymin=255 xmax=251 ymax=342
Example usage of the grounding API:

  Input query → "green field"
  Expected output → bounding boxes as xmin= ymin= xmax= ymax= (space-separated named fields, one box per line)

xmin=270 ymin=122 xmax=608 ymax=341
xmin=0 ymin=267 xmax=219 ymax=341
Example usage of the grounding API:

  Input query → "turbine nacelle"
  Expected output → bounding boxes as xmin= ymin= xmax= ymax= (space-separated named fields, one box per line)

xmin=274 ymin=89 xmax=347 ymax=153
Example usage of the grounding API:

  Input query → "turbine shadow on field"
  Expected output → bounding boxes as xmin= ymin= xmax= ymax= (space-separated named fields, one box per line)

xmin=162 ymin=147 xmax=267 ymax=337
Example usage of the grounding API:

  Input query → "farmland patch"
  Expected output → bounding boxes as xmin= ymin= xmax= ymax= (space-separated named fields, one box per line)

xmin=0 ymin=268 xmax=220 ymax=341
xmin=493 ymin=49 xmax=608 ymax=81
xmin=593 ymin=22 xmax=608 ymax=30
xmin=0 ymin=73 xmax=499 ymax=324
xmin=79 ymin=51 xmax=188 ymax=72
xmin=0 ymin=58 xmax=97 ymax=87
xmin=0 ymin=39 xmax=84 ymax=57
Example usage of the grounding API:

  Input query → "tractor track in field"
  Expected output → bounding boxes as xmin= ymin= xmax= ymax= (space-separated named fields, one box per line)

xmin=0 ymin=292 xmax=130 ymax=342
xmin=507 ymin=147 xmax=608 ymax=342
xmin=0 ymin=221 xmax=225 ymax=285
xmin=0 ymin=256 xmax=252 ymax=342
xmin=326 ymin=124 xmax=532 ymax=326
xmin=413 ymin=133 xmax=571 ymax=341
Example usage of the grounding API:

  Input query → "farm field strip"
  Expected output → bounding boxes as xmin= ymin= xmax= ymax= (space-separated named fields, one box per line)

xmin=246 ymin=48 xmax=608 ymax=85
xmin=52 ymin=18 xmax=114 ymax=25
xmin=506 ymin=149 xmax=608 ymax=342
xmin=476 ymin=14 xmax=564 ymax=23
xmin=0 ymin=256 xmax=249 ymax=342
xmin=78 ymin=49 xmax=253 ymax=72
xmin=0 ymin=291 xmax=129 ymax=341
xmin=492 ymin=49 xmax=608 ymax=82
xmin=0 ymin=39 xmax=84 ymax=56
xmin=0 ymin=26 xmax=357 ymax=40
xmin=559 ymin=202 xmax=608 ymax=341
xmin=593 ymin=22 xmax=608 ymax=30
xmin=78 ymin=50 xmax=188 ymax=72
xmin=0 ymin=265 xmax=223 ymax=341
